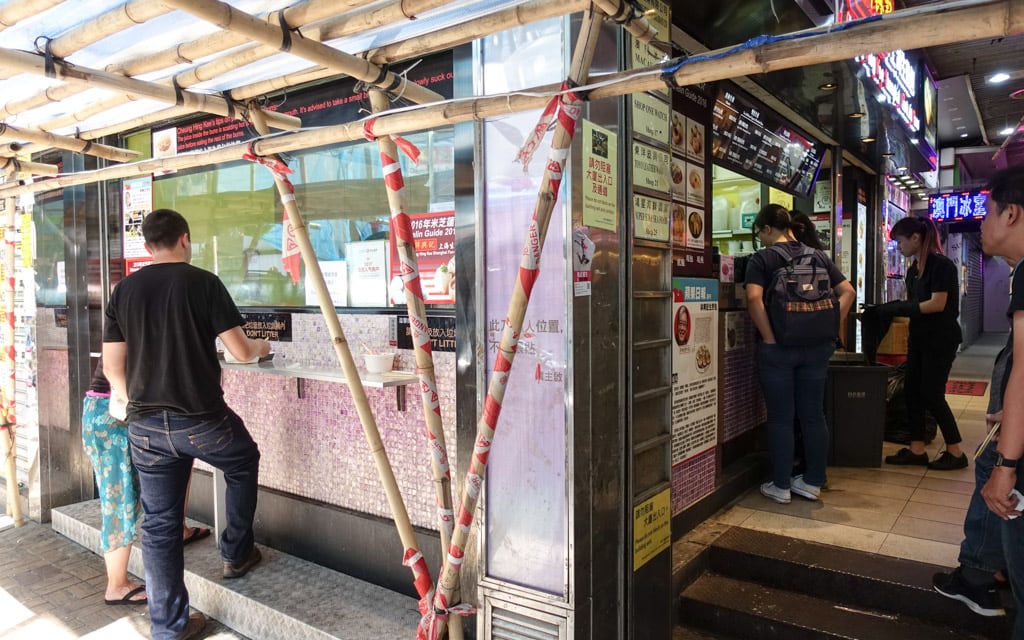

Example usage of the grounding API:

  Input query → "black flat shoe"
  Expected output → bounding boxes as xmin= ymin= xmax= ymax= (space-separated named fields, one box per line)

xmin=929 ymin=451 xmax=969 ymax=470
xmin=884 ymin=447 xmax=929 ymax=466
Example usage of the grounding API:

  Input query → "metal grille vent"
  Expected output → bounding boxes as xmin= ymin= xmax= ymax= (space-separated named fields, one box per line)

xmin=490 ymin=608 xmax=560 ymax=640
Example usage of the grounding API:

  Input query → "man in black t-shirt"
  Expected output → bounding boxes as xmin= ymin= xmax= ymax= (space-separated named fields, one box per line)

xmin=103 ymin=209 xmax=271 ymax=640
xmin=977 ymin=166 xmax=1024 ymax=639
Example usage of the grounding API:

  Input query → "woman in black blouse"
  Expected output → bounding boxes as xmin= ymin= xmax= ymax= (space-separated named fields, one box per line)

xmin=883 ymin=216 xmax=966 ymax=470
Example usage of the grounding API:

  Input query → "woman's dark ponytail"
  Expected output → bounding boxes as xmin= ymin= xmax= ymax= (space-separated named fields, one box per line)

xmin=752 ymin=204 xmax=791 ymax=233
xmin=890 ymin=215 xmax=943 ymax=256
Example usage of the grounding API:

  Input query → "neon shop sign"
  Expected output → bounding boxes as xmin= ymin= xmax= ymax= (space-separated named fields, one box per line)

xmin=928 ymin=190 xmax=988 ymax=222
xmin=841 ymin=0 xmax=920 ymax=134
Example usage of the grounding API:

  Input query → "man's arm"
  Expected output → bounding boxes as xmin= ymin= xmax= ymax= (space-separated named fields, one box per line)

xmin=745 ymin=283 xmax=776 ymax=344
xmin=102 ymin=341 xmax=128 ymax=399
xmin=835 ymin=280 xmax=856 ymax=320
xmin=982 ymin=310 xmax=1024 ymax=518
xmin=220 ymin=326 xmax=271 ymax=362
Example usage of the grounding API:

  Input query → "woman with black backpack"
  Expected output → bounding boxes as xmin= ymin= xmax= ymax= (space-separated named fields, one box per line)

xmin=882 ymin=215 xmax=966 ymax=471
xmin=746 ymin=205 xmax=856 ymax=504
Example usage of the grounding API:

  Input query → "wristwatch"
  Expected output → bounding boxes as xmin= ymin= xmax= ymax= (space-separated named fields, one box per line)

xmin=995 ymin=453 xmax=1020 ymax=469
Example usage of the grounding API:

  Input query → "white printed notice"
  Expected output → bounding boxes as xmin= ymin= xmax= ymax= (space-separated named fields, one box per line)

xmin=305 ymin=260 xmax=348 ymax=307
xmin=346 ymin=240 xmax=388 ymax=307
xmin=671 ymin=277 xmax=719 ymax=465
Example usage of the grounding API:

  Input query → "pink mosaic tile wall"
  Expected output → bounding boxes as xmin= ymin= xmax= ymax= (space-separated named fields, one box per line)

xmin=671 ymin=449 xmax=716 ymax=514
xmin=720 ymin=312 xmax=766 ymax=442
xmin=217 ymin=313 xmax=457 ymax=531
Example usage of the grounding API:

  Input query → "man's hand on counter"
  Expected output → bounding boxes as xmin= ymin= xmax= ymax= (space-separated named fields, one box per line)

xmin=220 ymin=326 xmax=271 ymax=362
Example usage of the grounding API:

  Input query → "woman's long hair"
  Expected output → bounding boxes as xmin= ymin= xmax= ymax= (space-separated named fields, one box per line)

xmin=790 ymin=211 xmax=825 ymax=251
xmin=890 ymin=215 xmax=944 ymax=256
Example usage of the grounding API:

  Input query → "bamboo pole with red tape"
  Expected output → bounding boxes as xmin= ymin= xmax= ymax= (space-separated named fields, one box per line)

xmin=425 ymin=10 xmax=604 ymax=638
xmin=246 ymin=106 xmax=435 ymax=619
xmin=1 ymin=196 xmax=22 ymax=525
xmin=367 ymin=88 xmax=463 ymax=640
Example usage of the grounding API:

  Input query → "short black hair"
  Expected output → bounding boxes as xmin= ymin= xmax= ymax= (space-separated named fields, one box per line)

xmin=142 ymin=209 xmax=190 ymax=250
xmin=985 ymin=166 xmax=1024 ymax=211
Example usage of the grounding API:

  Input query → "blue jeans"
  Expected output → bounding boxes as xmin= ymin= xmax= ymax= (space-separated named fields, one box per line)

xmin=757 ymin=342 xmax=834 ymax=489
xmin=128 ymin=409 xmax=260 ymax=640
xmin=1005 ymin=470 xmax=1024 ymax=639
xmin=959 ymin=439 xmax=1005 ymax=584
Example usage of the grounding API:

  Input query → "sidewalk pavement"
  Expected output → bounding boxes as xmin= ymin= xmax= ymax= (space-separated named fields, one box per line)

xmin=0 ymin=517 xmax=245 ymax=639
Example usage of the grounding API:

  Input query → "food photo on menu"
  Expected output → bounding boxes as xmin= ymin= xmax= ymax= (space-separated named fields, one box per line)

xmin=671 ymin=111 xmax=685 ymax=147
xmin=686 ymin=119 xmax=705 ymax=160
xmin=670 ymin=156 xmax=686 ymax=197
xmin=686 ymin=208 xmax=705 ymax=249
xmin=672 ymin=202 xmax=688 ymax=248
xmin=686 ymin=163 xmax=704 ymax=206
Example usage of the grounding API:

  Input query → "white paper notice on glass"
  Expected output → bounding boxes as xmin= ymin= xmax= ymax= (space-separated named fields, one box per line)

xmin=305 ymin=260 xmax=348 ymax=307
xmin=346 ymin=240 xmax=388 ymax=307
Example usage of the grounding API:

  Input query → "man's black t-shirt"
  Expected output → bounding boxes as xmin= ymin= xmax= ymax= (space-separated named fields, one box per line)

xmin=1001 ymin=266 xmax=1024 ymax=406
xmin=103 ymin=262 xmax=244 ymax=421
xmin=906 ymin=253 xmax=962 ymax=347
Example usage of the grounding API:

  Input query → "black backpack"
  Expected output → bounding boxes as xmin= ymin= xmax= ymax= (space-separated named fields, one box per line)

xmin=765 ymin=244 xmax=840 ymax=347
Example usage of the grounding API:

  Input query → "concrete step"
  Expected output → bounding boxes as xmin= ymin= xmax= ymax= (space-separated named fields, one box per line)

xmin=680 ymin=573 xmax=989 ymax=640
xmin=704 ymin=527 xmax=1011 ymax=638
xmin=52 ymin=500 xmax=422 ymax=640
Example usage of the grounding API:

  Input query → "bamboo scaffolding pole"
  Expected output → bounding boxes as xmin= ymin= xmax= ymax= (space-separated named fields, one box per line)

xmin=0 ymin=123 xmax=138 ymax=163
xmin=367 ymin=89 xmax=462 ymax=640
xmin=47 ymin=0 xmax=173 ymax=59
xmin=0 ymin=157 xmax=59 ymax=178
xmin=160 ymin=0 xmax=445 ymax=105
xmin=246 ymin=107 xmax=435 ymax=628
xmin=424 ymin=9 xmax=601 ymax=637
xmin=13 ymin=0 xmax=589 ymax=146
xmin=1 ymin=196 xmax=22 ymax=526
xmin=0 ymin=0 xmax=63 ymax=30
xmin=591 ymin=0 xmax=657 ymax=42
xmin=2 ymin=0 xmax=1021 ymax=199
xmin=0 ymin=47 xmax=301 ymax=131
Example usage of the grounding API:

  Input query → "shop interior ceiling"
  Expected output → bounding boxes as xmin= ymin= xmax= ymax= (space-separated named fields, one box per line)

xmin=674 ymin=0 xmax=1024 ymax=186
xmin=0 ymin=0 xmax=1021 ymax=192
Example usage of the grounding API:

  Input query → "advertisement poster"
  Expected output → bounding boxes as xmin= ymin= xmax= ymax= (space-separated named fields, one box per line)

xmin=305 ymin=260 xmax=348 ymax=307
xmin=631 ymin=93 xmax=670 ymax=145
xmin=671 ymin=278 xmax=719 ymax=510
xmin=346 ymin=240 xmax=388 ymax=307
xmin=388 ymin=210 xmax=456 ymax=304
xmin=632 ymin=141 xmax=670 ymax=194
xmin=633 ymin=194 xmax=671 ymax=242
xmin=122 ymin=176 xmax=153 ymax=274
xmin=582 ymin=120 xmax=618 ymax=232
xmin=671 ymin=85 xmax=712 ymax=276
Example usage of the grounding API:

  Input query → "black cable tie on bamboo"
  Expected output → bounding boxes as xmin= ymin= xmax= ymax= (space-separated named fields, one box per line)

xmin=277 ymin=10 xmax=292 ymax=52
xmin=608 ymin=0 xmax=632 ymax=24
xmin=171 ymin=76 xmax=185 ymax=107
xmin=371 ymin=63 xmax=390 ymax=88
xmin=34 ymin=36 xmax=58 ymax=78
xmin=222 ymin=90 xmax=236 ymax=119
xmin=564 ymin=78 xmax=589 ymax=101
xmin=80 ymin=140 xmax=93 ymax=154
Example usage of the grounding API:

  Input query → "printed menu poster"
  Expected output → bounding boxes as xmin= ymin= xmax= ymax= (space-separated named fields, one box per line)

xmin=632 ymin=141 xmax=670 ymax=194
xmin=582 ymin=120 xmax=618 ymax=232
xmin=671 ymin=277 xmax=718 ymax=512
xmin=628 ymin=0 xmax=670 ymax=96
xmin=388 ymin=210 xmax=456 ymax=304
xmin=122 ymin=176 xmax=153 ymax=274
xmin=671 ymin=85 xmax=712 ymax=277
xmin=631 ymin=93 xmax=670 ymax=145
xmin=633 ymin=194 xmax=670 ymax=243
xmin=346 ymin=240 xmax=388 ymax=307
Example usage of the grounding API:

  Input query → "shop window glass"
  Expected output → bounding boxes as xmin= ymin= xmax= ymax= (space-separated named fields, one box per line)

xmin=33 ymin=193 xmax=66 ymax=306
xmin=150 ymin=128 xmax=454 ymax=308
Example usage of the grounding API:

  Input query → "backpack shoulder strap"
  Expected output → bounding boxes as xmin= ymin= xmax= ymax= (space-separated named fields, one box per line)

xmin=768 ymin=244 xmax=794 ymax=264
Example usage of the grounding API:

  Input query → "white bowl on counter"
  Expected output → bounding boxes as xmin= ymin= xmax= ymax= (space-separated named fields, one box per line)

xmin=364 ymin=353 xmax=396 ymax=373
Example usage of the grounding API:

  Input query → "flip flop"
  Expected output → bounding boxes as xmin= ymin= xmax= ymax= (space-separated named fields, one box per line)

xmin=105 ymin=585 xmax=147 ymax=606
xmin=183 ymin=526 xmax=211 ymax=546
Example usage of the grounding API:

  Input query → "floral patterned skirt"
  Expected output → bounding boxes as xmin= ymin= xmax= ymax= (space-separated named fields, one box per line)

xmin=82 ymin=395 xmax=141 ymax=552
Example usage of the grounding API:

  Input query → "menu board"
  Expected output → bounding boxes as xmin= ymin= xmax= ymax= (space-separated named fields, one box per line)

xmin=671 ymin=85 xmax=713 ymax=277
xmin=711 ymin=82 xmax=825 ymax=198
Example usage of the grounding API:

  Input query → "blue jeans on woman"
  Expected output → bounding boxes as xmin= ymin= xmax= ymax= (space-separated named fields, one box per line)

xmin=128 ymin=409 xmax=260 ymax=640
xmin=757 ymin=341 xmax=835 ymax=489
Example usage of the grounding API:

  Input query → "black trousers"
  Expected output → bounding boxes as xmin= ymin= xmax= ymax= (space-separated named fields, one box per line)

xmin=905 ymin=339 xmax=961 ymax=446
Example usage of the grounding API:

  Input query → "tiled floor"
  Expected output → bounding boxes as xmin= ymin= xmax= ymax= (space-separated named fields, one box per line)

xmin=711 ymin=333 xmax=1008 ymax=569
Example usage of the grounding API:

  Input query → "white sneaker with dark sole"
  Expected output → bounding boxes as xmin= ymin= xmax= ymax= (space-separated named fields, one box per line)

xmin=791 ymin=475 xmax=821 ymax=501
xmin=760 ymin=482 xmax=791 ymax=504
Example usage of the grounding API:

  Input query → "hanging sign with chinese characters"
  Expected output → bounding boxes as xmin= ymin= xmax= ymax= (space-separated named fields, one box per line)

xmin=929 ymin=190 xmax=989 ymax=222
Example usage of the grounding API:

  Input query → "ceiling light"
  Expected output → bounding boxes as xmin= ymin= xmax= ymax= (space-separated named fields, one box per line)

xmin=910 ymin=138 xmax=919 ymax=144
xmin=960 ymin=132 xmax=970 ymax=138
xmin=819 ymin=82 xmax=837 ymax=91
xmin=1001 ymin=126 xmax=1017 ymax=136
xmin=897 ymin=166 xmax=908 ymax=172
xmin=848 ymin=112 xmax=865 ymax=119
xmin=989 ymin=72 xmax=1011 ymax=84
xmin=882 ymin=152 xmax=894 ymax=158
xmin=861 ymin=136 xmax=875 ymax=142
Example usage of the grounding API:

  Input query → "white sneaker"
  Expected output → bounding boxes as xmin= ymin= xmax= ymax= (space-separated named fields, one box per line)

xmin=760 ymin=482 xmax=791 ymax=504
xmin=791 ymin=475 xmax=821 ymax=501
